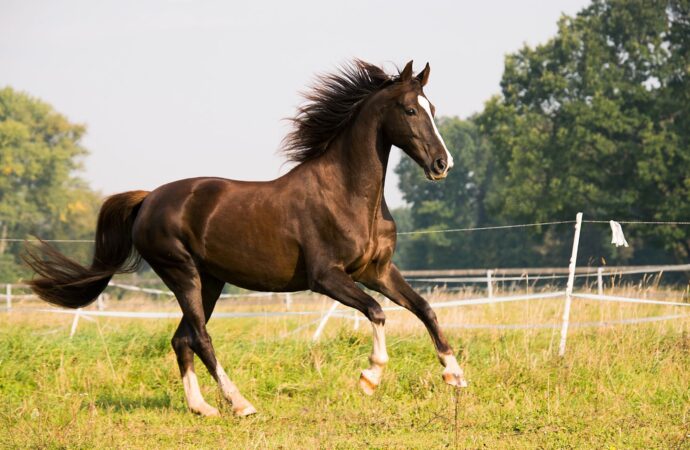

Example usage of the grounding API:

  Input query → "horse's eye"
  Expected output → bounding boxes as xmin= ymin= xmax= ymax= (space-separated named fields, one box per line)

xmin=405 ymin=108 xmax=417 ymax=116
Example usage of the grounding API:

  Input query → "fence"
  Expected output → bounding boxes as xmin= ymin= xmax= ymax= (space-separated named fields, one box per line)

xmin=2 ymin=212 xmax=690 ymax=353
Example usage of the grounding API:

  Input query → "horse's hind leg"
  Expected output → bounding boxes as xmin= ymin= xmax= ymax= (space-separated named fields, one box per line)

xmin=157 ymin=259 xmax=255 ymax=416
xmin=171 ymin=318 xmax=219 ymax=417
xmin=197 ymin=272 xmax=257 ymax=416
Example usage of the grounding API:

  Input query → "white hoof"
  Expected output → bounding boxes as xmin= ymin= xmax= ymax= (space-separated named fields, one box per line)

xmin=191 ymin=403 xmax=220 ymax=417
xmin=234 ymin=403 xmax=258 ymax=417
xmin=359 ymin=370 xmax=379 ymax=396
xmin=442 ymin=370 xmax=468 ymax=388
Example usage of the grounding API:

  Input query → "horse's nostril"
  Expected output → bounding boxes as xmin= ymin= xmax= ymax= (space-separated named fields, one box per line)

xmin=433 ymin=158 xmax=447 ymax=173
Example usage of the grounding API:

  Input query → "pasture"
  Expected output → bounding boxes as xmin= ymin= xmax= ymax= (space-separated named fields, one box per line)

xmin=1 ymin=290 xmax=689 ymax=449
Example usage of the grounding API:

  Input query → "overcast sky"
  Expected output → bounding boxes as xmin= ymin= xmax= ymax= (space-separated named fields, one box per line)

xmin=2 ymin=0 xmax=591 ymax=207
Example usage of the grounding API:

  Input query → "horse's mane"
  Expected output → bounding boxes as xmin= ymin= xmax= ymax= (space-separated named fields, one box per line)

xmin=282 ymin=60 xmax=397 ymax=163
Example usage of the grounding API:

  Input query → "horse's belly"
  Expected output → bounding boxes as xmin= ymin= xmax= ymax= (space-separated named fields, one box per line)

xmin=206 ymin=259 xmax=308 ymax=292
xmin=202 ymin=232 xmax=308 ymax=292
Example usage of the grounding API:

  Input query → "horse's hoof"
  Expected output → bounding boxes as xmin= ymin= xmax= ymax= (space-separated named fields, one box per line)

xmin=234 ymin=404 xmax=258 ymax=417
xmin=359 ymin=370 xmax=378 ymax=396
xmin=442 ymin=371 xmax=468 ymax=388
xmin=192 ymin=403 xmax=220 ymax=417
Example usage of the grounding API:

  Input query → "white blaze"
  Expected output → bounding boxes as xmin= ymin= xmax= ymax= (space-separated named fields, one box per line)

xmin=417 ymin=95 xmax=454 ymax=170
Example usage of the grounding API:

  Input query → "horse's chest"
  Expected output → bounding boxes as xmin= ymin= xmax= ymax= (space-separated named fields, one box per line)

xmin=344 ymin=226 xmax=393 ymax=277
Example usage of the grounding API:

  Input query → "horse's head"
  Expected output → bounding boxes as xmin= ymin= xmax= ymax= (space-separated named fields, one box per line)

xmin=380 ymin=61 xmax=453 ymax=181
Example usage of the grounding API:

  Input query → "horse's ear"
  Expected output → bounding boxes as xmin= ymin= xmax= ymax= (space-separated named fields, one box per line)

xmin=416 ymin=62 xmax=430 ymax=86
xmin=400 ymin=60 xmax=414 ymax=82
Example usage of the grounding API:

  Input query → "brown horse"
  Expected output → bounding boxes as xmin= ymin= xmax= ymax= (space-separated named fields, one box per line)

xmin=25 ymin=60 xmax=466 ymax=417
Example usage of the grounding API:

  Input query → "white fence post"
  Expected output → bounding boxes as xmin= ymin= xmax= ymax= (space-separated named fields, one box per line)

xmin=284 ymin=292 xmax=292 ymax=311
xmin=5 ymin=284 xmax=11 ymax=311
xmin=353 ymin=311 xmax=360 ymax=330
xmin=559 ymin=212 xmax=583 ymax=357
xmin=97 ymin=294 xmax=105 ymax=311
xmin=69 ymin=309 xmax=82 ymax=338
xmin=312 ymin=300 xmax=338 ymax=342
xmin=597 ymin=267 xmax=604 ymax=296
xmin=486 ymin=270 xmax=494 ymax=298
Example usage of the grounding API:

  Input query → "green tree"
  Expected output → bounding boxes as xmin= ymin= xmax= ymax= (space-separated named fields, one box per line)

xmin=395 ymin=117 xmax=503 ymax=269
xmin=397 ymin=0 xmax=690 ymax=269
xmin=480 ymin=0 xmax=690 ymax=266
xmin=0 ymin=87 xmax=99 ymax=280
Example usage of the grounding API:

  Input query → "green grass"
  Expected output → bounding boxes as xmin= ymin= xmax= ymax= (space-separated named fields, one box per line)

xmin=0 ymin=301 xmax=689 ymax=449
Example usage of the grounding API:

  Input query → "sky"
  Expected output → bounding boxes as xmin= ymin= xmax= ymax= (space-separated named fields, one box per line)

xmin=1 ymin=0 xmax=591 ymax=207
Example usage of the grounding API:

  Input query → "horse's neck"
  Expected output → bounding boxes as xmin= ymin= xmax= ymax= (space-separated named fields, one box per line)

xmin=322 ymin=108 xmax=391 ymax=214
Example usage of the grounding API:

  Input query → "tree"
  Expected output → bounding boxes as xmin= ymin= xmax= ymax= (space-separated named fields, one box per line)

xmin=0 ymin=87 xmax=99 ymax=280
xmin=477 ymin=0 xmax=690 ymax=266
xmin=397 ymin=0 xmax=690 ymax=269
xmin=394 ymin=117 xmax=501 ymax=269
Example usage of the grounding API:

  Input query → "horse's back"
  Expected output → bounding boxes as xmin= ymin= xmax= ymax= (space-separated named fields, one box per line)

xmin=132 ymin=176 xmax=309 ymax=291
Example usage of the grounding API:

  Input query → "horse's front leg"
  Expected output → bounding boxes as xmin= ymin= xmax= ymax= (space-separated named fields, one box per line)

xmin=309 ymin=267 xmax=389 ymax=395
xmin=361 ymin=263 xmax=467 ymax=388
xmin=359 ymin=320 xmax=388 ymax=395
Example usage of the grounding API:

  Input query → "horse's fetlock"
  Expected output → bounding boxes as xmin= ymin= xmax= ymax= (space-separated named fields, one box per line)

xmin=369 ymin=353 xmax=389 ymax=366
xmin=368 ymin=306 xmax=386 ymax=324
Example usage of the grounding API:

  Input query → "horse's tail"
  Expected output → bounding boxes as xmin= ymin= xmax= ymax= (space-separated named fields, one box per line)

xmin=23 ymin=190 xmax=150 ymax=308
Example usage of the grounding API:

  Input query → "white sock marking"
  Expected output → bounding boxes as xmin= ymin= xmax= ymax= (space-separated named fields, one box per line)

xmin=441 ymin=353 xmax=462 ymax=374
xmin=371 ymin=322 xmax=389 ymax=366
xmin=418 ymin=95 xmax=454 ymax=170
xmin=215 ymin=363 xmax=255 ymax=414
xmin=182 ymin=368 xmax=215 ymax=413
xmin=441 ymin=353 xmax=467 ymax=387
xmin=362 ymin=322 xmax=389 ymax=386
xmin=215 ymin=363 xmax=239 ymax=400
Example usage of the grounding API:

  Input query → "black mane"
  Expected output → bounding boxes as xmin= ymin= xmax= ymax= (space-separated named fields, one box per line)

xmin=282 ymin=60 xmax=396 ymax=163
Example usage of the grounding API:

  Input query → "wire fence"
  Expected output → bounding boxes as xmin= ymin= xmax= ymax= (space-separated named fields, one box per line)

xmin=2 ymin=213 xmax=690 ymax=351
xmin=4 ymin=217 xmax=690 ymax=243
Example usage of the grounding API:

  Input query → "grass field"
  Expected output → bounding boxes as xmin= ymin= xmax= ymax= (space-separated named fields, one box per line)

xmin=1 ymin=290 xmax=689 ymax=449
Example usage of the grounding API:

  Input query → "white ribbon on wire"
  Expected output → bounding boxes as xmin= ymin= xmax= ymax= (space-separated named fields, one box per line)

xmin=609 ymin=220 xmax=629 ymax=247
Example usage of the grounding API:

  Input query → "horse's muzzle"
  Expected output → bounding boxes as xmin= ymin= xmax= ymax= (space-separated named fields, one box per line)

xmin=425 ymin=158 xmax=451 ymax=181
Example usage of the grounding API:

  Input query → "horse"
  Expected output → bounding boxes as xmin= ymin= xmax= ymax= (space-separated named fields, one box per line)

xmin=24 ymin=60 xmax=467 ymax=417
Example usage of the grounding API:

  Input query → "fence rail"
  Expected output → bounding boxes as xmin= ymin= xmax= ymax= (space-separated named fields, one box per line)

xmin=401 ymin=263 xmax=690 ymax=278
